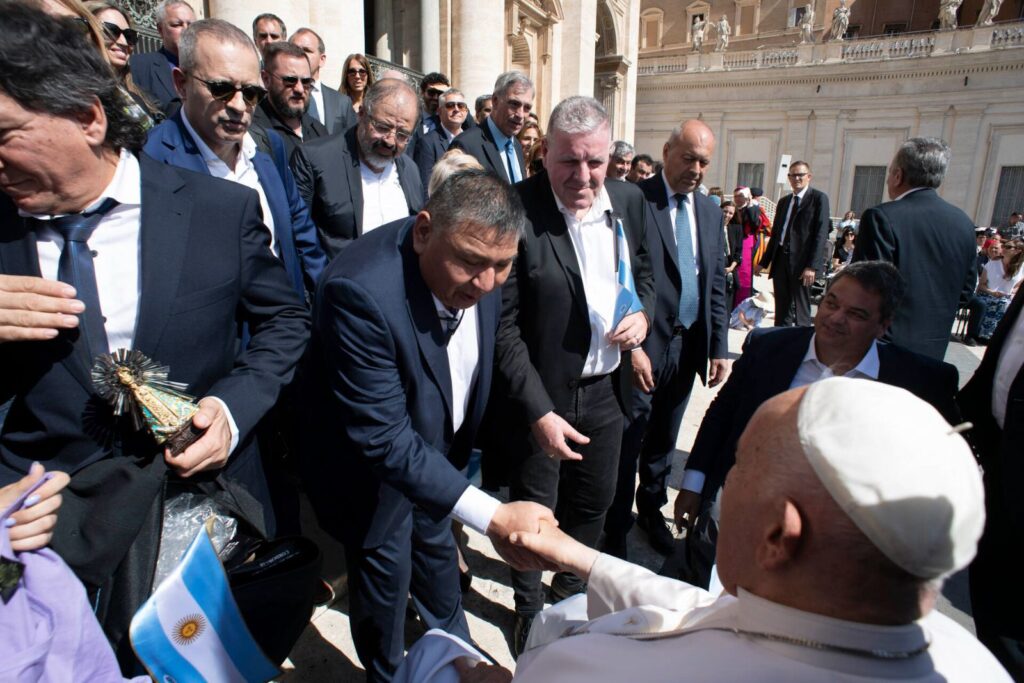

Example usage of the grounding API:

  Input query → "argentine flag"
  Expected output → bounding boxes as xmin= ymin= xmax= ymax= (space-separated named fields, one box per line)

xmin=130 ymin=520 xmax=278 ymax=683
xmin=613 ymin=216 xmax=644 ymax=327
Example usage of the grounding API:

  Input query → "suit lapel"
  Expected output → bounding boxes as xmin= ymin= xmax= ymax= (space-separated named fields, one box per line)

xmin=152 ymin=59 xmax=176 ymax=104
xmin=765 ymin=328 xmax=813 ymax=396
xmin=533 ymin=177 xmax=589 ymax=324
xmin=344 ymin=130 xmax=365 ymax=235
xmin=167 ymin=114 xmax=211 ymax=175
xmin=651 ymin=180 xmax=680 ymax=274
xmin=322 ymin=88 xmax=337 ymax=134
xmin=469 ymin=291 xmax=499 ymax=426
xmin=396 ymin=159 xmax=420 ymax=214
xmin=480 ymin=123 xmax=511 ymax=183
xmin=132 ymin=158 xmax=190 ymax=357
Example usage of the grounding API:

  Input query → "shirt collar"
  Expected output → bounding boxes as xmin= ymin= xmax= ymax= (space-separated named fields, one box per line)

xmin=661 ymin=171 xmax=692 ymax=206
xmin=159 ymin=47 xmax=178 ymax=67
xmin=894 ymin=187 xmax=927 ymax=201
xmin=19 ymin=148 xmax=141 ymax=220
xmin=181 ymin=109 xmax=256 ymax=167
xmin=803 ymin=332 xmax=881 ymax=379
xmin=794 ymin=186 xmax=809 ymax=200
xmin=552 ymin=184 xmax=614 ymax=223
xmin=311 ymin=79 xmax=322 ymax=93
xmin=486 ymin=116 xmax=513 ymax=149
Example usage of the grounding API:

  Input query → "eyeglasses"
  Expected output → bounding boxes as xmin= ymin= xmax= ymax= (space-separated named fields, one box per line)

xmin=268 ymin=73 xmax=315 ymax=90
xmin=787 ymin=173 xmax=808 ymax=179
xmin=347 ymin=67 xmax=368 ymax=77
xmin=101 ymin=21 xmax=138 ymax=46
xmin=189 ymin=74 xmax=267 ymax=107
xmin=443 ymin=101 xmax=468 ymax=111
xmin=367 ymin=116 xmax=413 ymax=144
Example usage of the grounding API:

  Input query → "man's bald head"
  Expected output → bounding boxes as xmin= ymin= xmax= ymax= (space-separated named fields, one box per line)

xmin=663 ymin=119 xmax=715 ymax=194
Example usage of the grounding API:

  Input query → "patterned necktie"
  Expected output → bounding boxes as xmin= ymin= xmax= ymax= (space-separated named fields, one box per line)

xmin=780 ymin=194 xmax=800 ymax=248
xmin=504 ymin=139 xmax=520 ymax=183
xmin=674 ymin=194 xmax=700 ymax=329
xmin=440 ymin=306 xmax=463 ymax=340
xmin=32 ymin=198 xmax=119 ymax=360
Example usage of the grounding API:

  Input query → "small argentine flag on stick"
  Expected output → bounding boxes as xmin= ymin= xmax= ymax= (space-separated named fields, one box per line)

xmin=130 ymin=519 xmax=278 ymax=683
xmin=613 ymin=215 xmax=644 ymax=327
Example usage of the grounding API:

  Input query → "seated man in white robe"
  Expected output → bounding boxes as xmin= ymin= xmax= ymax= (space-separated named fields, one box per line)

xmin=440 ymin=378 xmax=1010 ymax=682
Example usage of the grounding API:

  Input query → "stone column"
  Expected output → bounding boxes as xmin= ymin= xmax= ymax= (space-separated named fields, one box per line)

xmin=206 ymin=0 xmax=307 ymax=41
xmin=451 ymin=0 xmax=504 ymax=103
xmin=309 ymin=0 xmax=365 ymax=87
xmin=374 ymin=0 xmax=394 ymax=61
xmin=557 ymin=0 xmax=597 ymax=98
xmin=420 ymin=0 xmax=441 ymax=73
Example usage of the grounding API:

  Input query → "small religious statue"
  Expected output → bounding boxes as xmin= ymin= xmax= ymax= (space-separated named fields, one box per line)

xmin=939 ymin=0 xmax=963 ymax=30
xmin=715 ymin=14 xmax=731 ymax=52
xmin=692 ymin=15 xmax=707 ymax=53
xmin=829 ymin=0 xmax=850 ymax=41
xmin=799 ymin=3 xmax=816 ymax=44
xmin=976 ymin=0 xmax=1004 ymax=26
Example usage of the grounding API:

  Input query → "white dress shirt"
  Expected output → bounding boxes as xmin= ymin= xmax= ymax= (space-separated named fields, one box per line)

xmin=28 ymin=150 xmax=239 ymax=452
xmin=993 ymin=308 xmax=1024 ymax=428
xmin=181 ymin=111 xmax=276 ymax=255
xmin=681 ymin=334 xmax=879 ymax=494
xmin=360 ymin=160 xmax=408 ymax=234
xmin=556 ymin=187 xmax=621 ymax=377
xmin=777 ymin=185 xmax=809 ymax=248
xmin=310 ymin=79 xmax=326 ymax=126
xmin=661 ymin=173 xmax=700 ymax=277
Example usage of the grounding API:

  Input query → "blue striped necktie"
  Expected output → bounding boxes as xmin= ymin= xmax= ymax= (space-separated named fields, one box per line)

xmin=674 ymin=193 xmax=699 ymax=329
xmin=504 ymin=139 xmax=520 ymax=183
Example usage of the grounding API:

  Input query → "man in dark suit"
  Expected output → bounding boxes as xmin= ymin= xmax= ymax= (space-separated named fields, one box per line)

xmin=603 ymin=120 xmax=730 ymax=558
xmin=451 ymin=71 xmax=530 ymax=184
xmin=251 ymin=41 xmax=328 ymax=159
xmin=412 ymin=88 xmax=469 ymax=199
xmin=128 ymin=0 xmax=195 ymax=117
xmin=291 ymin=79 xmax=423 ymax=259
xmin=304 ymin=170 xmax=555 ymax=682
xmin=756 ymin=160 xmax=831 ymax=326
xmin=144 ymin=19 xmax=326 ymax=299
xmin=853 ymin=137 xmax=977 ymax=360
xmin=495 ymin=96 xmax=655 ymax=654
xmin=289 ymin=27 xmax=356 ymax=135
xmin=959 ymin=286 xmax=1024 ymax=677
xmin=673 ymin=262 xmax=960 ymax=586
xmin=0 ymin=5 xmax=310 ymax=664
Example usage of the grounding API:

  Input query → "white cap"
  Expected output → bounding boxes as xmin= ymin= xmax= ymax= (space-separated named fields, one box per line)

xmin=796 ymin=377 xmax=984 ymax=579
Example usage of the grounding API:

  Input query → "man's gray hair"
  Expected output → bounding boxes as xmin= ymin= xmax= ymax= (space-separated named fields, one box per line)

xmin=492 ymin=71 xmax=533 ymax=100
xmin=826 ymin=260 xmax=906 ymax=322
xmin=892 ymin=137 xmax=951 ymax=189
xmin=291 ymin=27 xmax=325 ymax=54
xmin=252 ymin=12 xmax=286 ymax=37
xmin=155 ymin=0 xmax=193 ymax=26
xmin=439 ymin=87 xmax=464 ymax=105
xmin=179 ymin=19 xmax=259 ymax=73
xmin=548 ymin=96 xmax=609 ymax=137
xmin=610 ymin=140 xmax=635 ymax=159
xmin=425 ymin=169 xmax=526 ymax=242
xmin=363 ymin=78 xmax=420 ymax=121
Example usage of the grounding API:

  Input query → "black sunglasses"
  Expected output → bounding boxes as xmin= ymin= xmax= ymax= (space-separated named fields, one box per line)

xmin=269 ymin=73 xmax=315 ymax=90
xmin=101 ymin=21 xmax=138 ymax=46
xmin=189 ymin=74 xmax=266 ymax=107
xmin=443 ymin=101 xmax=468 ymax=111
xmin=347 ymin=67 xmax=368 ymax=76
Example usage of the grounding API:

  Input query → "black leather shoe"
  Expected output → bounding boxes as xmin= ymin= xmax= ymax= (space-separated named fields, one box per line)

xmin=513 ymin=613 xmax=535 ymax=658
xmin=964 ymin=336 xmax=978 ymax=347
xmin=548 ymin=572 xmax=587 ymax=604
xmin=600 ymin=532 xmax=628 ymax=560
xmin=636 ymin=512 xmax=676 ymax=556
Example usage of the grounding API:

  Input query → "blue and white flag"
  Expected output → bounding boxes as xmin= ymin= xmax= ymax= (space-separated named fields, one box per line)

xmin=613 ymin=216 xmax=644 ymax=327
xmin=130 ymin=520 xmax=278 ymax=683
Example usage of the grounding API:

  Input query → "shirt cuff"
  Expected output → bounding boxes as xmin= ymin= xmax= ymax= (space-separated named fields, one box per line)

xmin=680 ymin=469 xmax=705 ymax=494
xmin=450 ymin=485 xmax=502 ymax=535
xmin=206 ymin=396 xmax=239 ymax=455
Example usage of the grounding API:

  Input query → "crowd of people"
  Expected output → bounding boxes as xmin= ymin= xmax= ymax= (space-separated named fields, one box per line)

xmin=0 ymin=1 xmax=1022 ymax=682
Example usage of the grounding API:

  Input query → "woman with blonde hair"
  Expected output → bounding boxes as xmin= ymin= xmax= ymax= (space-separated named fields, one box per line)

xmin=428 ymin=149 xmax=484 ymax=197
xmin=340 ymin=53 xmax=374 ymax=113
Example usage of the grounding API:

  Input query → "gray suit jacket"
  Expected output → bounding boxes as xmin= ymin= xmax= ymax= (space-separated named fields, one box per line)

xmin=320 ymin=83 xmax=356 ymax=135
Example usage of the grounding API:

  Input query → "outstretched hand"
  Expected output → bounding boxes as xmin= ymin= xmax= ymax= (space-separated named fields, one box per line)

xmin=487 ymin=501 xmax=562 ymax=572
xmin=509 ymin=519 xmax=600 ymax=581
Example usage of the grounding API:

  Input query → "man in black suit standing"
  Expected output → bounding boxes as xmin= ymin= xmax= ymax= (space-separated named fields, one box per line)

xmin=0 ymin=4 xmax=310 ymax=663
xmin=959 ymin=286 xmax=1024 ymax=678
xmin=603 ymin=120 xmax=730 ymax=558
xmin=289 ymin=28 xmax=356 ymax=135
xmin=251 ymin=41 xmax=327 ymax=159
xmin=673 ymin=262 xmax=961 ymax=586
xmin=853 ymin=137 xmax=977 ymax=360
xmin=128 ymin=0 xmax=195 ymax=117
xmin=291 ymin=79 xmax=423 ymax=258
xmin=413 ymin=88 xmax=468 ymax=199
xmin=451 ymin=71 xmax=530 ymax=184
xmin=496 ymin=96 xmax=655 ymax=654
xmin=756 ymin=160 xmax=831 ymax=326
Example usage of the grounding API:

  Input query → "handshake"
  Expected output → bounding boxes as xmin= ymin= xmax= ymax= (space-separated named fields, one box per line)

xmin=484 ymin=502 xmax=599 ymax=579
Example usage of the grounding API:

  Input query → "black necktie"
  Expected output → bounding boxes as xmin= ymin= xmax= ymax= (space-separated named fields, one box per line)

xmin=33 ymin=198 xmax=118 ymax=360
xmin=781 ymin=195 xmax=800 ymax=248
xmin=439 ymin=306 xmax=463 ymax=340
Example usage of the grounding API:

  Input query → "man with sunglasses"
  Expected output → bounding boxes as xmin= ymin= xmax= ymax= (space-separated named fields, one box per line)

xmin=451 ymin=71 xmax=532 ymax=185
xmin=292 ymin=79 xmax=424 ymax=258
xmin=251 ymin=41 xmax=327 ymax=160
xmin=413 ymin=88 xmax=469 ymax=200
xmin=128 ymin=0 xmax=195 ymax=117
xmin=289 ymin=27 xmax=356 ymax=135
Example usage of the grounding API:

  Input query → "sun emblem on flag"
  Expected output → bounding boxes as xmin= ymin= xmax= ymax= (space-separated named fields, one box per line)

xmin=172 ymin=614 xmax=206 ymax=645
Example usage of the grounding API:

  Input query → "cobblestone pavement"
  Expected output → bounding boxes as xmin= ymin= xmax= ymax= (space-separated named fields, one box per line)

xmin=280 ymin=295 xmax=986 ymax=681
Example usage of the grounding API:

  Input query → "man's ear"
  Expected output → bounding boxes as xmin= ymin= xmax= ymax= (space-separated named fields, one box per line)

xmin=756 ymin=498 xmax=803 ymax=571
xmin=74 ymin=96 xmax=108 ymax=149
xmin=411 ymin=211 xmax=433 ymax=255
xmin=172 ymin=67 xmax=188 ymax=99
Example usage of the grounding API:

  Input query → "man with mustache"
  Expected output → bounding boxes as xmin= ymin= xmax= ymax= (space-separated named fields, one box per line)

xmin=251 ymin=41 xmax=327 ymax=159
xmin=495 ymin=96 xmax=655 ymax=655
xmin=451 ymin=71 xmax=531 ymax=185
xmin=291 ymin=79 xmax=424 ymax=258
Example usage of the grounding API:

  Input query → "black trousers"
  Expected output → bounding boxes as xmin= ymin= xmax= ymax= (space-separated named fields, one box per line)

xmin=508 ymin=373 xmax=623 ymax=615
xmin=605 ymin=326 xmax=701 ymax=537
xmin=344 ymin=507 xmax=469 ymax=682
xmin=772 ymin=249 xmax=813 ymax=327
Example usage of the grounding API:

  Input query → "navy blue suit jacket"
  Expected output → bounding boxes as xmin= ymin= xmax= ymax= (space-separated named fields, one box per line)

xmin=128 ymin=50 xmax=180 ymax=117
xmin=305 ymin=218 xmax=497 ymax=548
xmin=685 ymin=326 xmax=961 ymax=498
xmin=143 ymin=112 xmax=327 ymax=296
xmin=0 ymin=155 xmax=311 ymax=581
xmin=450 ymin=119 xmax=525 ymax=184
xmin=412 ymin=117 xmax=451 ymax=201
xmin=637 ymin=173 xmax=729 ymax=381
